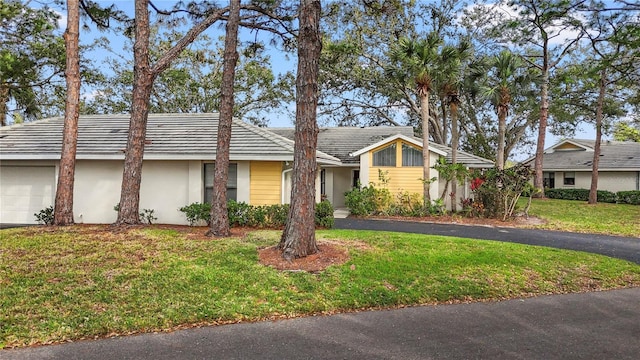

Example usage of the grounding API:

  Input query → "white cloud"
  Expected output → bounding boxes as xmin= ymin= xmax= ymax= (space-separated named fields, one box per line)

xmin=54 ymin=10 xmax=67 ymax=30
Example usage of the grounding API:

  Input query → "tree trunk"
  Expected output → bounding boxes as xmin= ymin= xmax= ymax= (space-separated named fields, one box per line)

xmin=116 ymin=0 xmax=155 ymax=225
xmin=421 ymin=93 xmax=431 ymax=206
xmin=497 ymin=106 xmax=506 ymax=170
xmin=450 ymin=101 xmax=459 ymax=212
xmin=589 ymin=69 xmax=606 ymax=205
xmin=533 ymin=47 xmax=550 ymax=197
xmin=279 ymin=0 xmax=322 ymax=260
xmin=208 ymin=0 xmax=240 ymax=237
xmin=0 ymin=84 xmax=8 ymax=127
xmin=53 ymin=0 xmax=80 ymax=226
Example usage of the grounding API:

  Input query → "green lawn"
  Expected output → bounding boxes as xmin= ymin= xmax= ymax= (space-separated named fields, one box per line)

xmin=2 ymin=225 xmax=639 ymax=348
xmin=522 ymin=198 xmax=640 ymax=237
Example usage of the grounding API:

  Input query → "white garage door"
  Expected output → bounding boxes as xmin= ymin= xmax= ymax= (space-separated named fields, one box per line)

xmin=0 ymin=166 xmax=56 ymax=224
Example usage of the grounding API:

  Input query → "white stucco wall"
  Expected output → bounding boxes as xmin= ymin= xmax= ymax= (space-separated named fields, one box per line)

xmin=73 ymin=160 xmax=193 ymax=224
xmin=556 ymin=171 xmax=639 ymax=192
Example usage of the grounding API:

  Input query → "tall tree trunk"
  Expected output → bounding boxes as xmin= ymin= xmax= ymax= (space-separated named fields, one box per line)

xmin=421 ymin=93 xmax=431 ymax=206
xmin=208 ymin=0 xmax=240 ymax=237
xmin=53 ymin=0 xmax=80 ymax=225
xmin=115 ymin=2 xmax=227 ymax=225
xmin=116 ymin=0 xmax=155 ymax=225
xmin=589 ymin=69 xmax=606 ymax=205
xmin=279 ymin=0 xmax=322 ymax=260
xmin=533 ymin=47 xmax=550 ymax=197
xmin=450 ymin=101 xmax=459 ymax=212
xmin=497 ymin=106 xmax=507 ymax=170
xmin=0 ymin=84 xmax=8 ymax=127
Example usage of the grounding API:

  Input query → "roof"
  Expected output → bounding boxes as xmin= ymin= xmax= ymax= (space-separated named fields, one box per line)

xmin=270 ymin=126 xmax=417 ymax=164
xmin=349 ymin=134 xmax=447 ymax=157
xmin=0 ymin=114 xmax=341 ymax=164
xmin=524 ymin=139 xmax=640 ymax=171
xmin=272 ymin=126 xmax=493 ymax=168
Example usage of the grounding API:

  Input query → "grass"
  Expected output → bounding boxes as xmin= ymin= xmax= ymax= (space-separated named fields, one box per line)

xmin=522 ymin=198 xmax=640 ymax=237
xmin=2 ymin=225 xmax=639 ymax=348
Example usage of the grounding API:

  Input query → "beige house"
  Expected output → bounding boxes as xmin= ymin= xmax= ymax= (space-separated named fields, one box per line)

xmin=0 ymin=113 xmax=493 ymax=225
xmin=525 ymin=139 xmax=640 ymax=192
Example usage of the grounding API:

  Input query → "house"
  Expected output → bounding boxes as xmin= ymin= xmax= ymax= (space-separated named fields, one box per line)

xmin=524 ymin=139 xmax=640 ymax=192
xmin=0 ymin=113 xmax=493 ymax=225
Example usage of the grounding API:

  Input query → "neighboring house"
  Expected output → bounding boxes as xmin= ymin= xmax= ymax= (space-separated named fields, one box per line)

xmin=0 ymin=113 xmax=492 ymax=225
xmin=524 ymin=139 xmax=640 ymax=192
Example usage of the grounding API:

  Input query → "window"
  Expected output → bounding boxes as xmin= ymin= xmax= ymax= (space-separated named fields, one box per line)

xmin=402 ymin=144 xmax=423 ymax=166
xmin=204 ymin=163 xmax=237 ymax=203
xmin=563 ymin=172 xmax=575 ymax=186
xmin=372 ymin=143 xmax=396 ymax=166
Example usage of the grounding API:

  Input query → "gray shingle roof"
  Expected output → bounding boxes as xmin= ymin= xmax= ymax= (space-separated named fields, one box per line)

xmin=527 ymin=139 xmax=640 ymax=171
xmin=0 ymin=113 xmax=340 ymax=163
xmin=270 ymin=126 xmax=416 ymax=164
xmin=271 ymin=126 xmax=494 ymax=168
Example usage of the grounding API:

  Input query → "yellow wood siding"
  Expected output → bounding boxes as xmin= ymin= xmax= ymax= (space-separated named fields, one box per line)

xmin=368 ymin=139 xmax=426 ymax=196
xmin=370 ymin=167 xmax=424 ymax=194
xmin=250 ymin=161 xmax=282 ymax=205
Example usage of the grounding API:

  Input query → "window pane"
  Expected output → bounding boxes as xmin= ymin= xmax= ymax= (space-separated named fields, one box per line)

xmin=204 ymin=163 xmax=238 ymax=202
xmin=402 ymin=144 xmax=423 ymax=166
xmin=372 ymin=143 xmax=396 ymax=166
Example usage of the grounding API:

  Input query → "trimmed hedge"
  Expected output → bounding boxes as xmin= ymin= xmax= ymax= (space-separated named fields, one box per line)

xmin=179 ymin=200 xmax=334 ymax=228
xmin=616 ymin=191 xmax=640 ymax=205
xmin=545 ymin=188 xmax=640 ymax=205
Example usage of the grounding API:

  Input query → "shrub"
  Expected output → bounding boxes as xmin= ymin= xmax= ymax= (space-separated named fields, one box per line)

xmin=140 ymin=209 xmax=158 ymax=225
xmin=345 ymin=185 xmax=378 ymax=216
xmin=545 ymin=188 xmax=616 ymax=203
xmin=179 ymin=201 xmax=333 ymax=228
xmin=616 ymin=190 xmax=640 ymax=205
xmin=227 ymin=200 xmax=252 ymax=227
xmin=179 ymin=202 xmax=212 ymax=226
xmin=472 ymin=165 xmax=534 ymax=220
xmin=34 ymin=206 xmax=54 ymax=225
xmin=265 ymin=204 xmax=289 ymax=227
xmin=315 ymin=200 xmax=334 ymax=228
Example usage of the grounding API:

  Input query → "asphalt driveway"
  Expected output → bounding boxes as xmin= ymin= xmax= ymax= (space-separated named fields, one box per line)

xmin=335 ymin=218 xmax=640 ymax=264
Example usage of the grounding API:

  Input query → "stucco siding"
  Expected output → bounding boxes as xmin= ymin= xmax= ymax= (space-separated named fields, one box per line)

xmin=73 ymin=160 xmax=191 ymax=224
xmin=250 ymin=161 xmax=282 ymax=205
xmin=575 ymin=171 xmax=638 ymax=192
xmin=331 ymin=167 xmax=354 ymax=208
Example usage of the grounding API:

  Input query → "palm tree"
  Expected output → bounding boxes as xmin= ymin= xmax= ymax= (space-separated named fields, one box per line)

xmin=481 ymin=50 xmax=531 ymax=170
xmin=390 ymin=33 xmax=442 ymax=205
xmin=435 ymin=39 xmax=473 ymax=211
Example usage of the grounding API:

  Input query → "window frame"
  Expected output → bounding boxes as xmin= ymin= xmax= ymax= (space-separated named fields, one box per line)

xmin=372 ymin=143 xmax=397 ymax=167
xmin=204 ymin=162 xmax=238 ymax=203
xmin=401 ymin=143 xmax=423 ymax=167
xmin=563 ymin=171 xmax=575 ymax=186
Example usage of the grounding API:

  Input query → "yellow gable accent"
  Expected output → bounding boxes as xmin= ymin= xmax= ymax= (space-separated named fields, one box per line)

xmin=369 ymin=139 xmax=423 ymax=168
xmin=250 ymin=161 xmax=282 ymax=205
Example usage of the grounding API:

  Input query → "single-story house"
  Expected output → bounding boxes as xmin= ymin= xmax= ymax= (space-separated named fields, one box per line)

xmin=0 ymin=113 xmax=493 ymax=225
xmin=524 ymin=139 xmax=640 ymax=192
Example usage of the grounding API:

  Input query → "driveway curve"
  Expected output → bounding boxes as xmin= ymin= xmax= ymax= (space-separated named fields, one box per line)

xmin=335 ymin=218 xmax=640 ymax=264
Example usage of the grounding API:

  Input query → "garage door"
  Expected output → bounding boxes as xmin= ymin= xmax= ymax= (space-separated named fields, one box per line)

xmin=0 ymin=166 xmax=56 ymax=224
